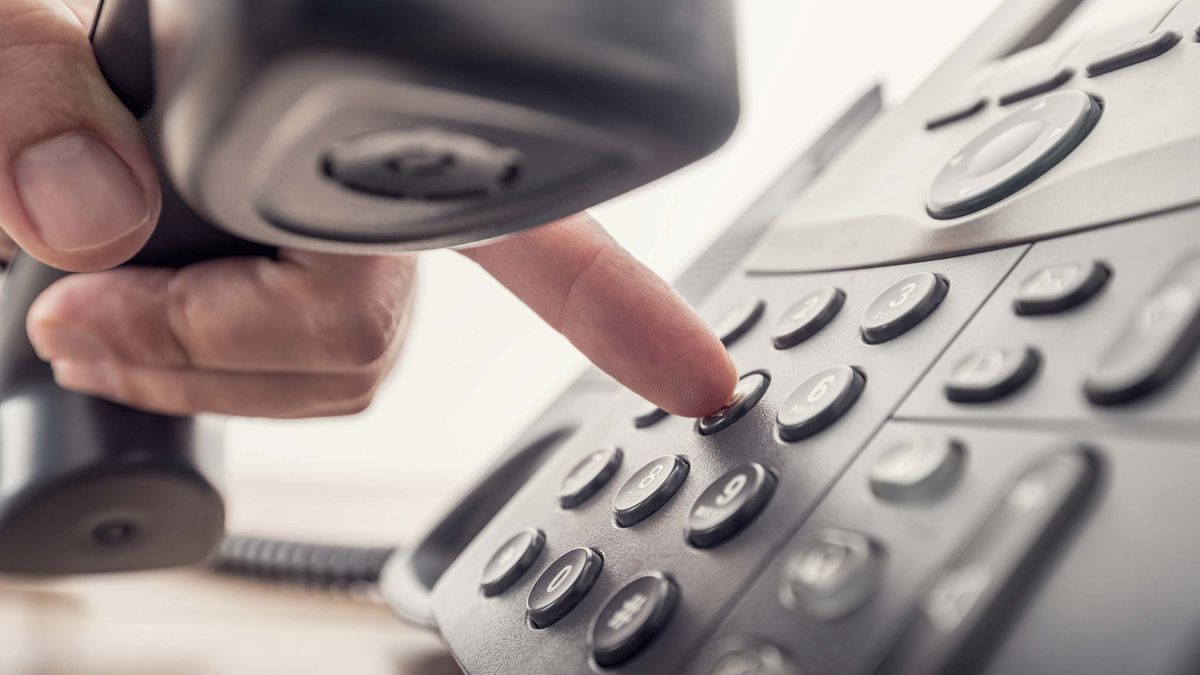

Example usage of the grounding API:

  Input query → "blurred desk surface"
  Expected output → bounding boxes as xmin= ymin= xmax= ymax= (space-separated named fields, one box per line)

xmin=0 ymin=479 xmax=464 ymax=675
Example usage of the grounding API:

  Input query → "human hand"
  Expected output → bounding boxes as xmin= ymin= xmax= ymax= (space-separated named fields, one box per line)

xmin=4 ymin=0 xmax=737 ymax=418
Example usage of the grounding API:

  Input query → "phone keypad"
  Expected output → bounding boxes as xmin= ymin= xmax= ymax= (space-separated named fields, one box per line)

xmin=697 ymin=372 xmax=770 ymax=436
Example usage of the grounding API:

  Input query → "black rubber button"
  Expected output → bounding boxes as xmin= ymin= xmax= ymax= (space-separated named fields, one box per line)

xmin=779 ymin=529 xmax=882 ymax=619
xmin=1014 ymin=260 xmax=1110 ymax=315
xmin=861 ymin=272 xmax=948 ymax=344
xmin=559 ymin=447 xmax=623 ymax=509
xmin=703 ymin=636 xmax=801 ymax=675
xmin=945 ymin=345 xmax=1040 ymax=403
xmin=633 ymin=402 xmax=668 ymax=429
xmin=697 ymin=372 xmax=770 ymax=436
xmin=613 ymin=456 xmax=690 ymax=527
xmin=589 ymin=571 xmax=678 ymax=668
xmin=870 ymin=436 xmax=964 ymax=502
xmin=927 ymin=90 xmax=1101 ymax=219
xmin=772 ymin=287 xmax=844 ymax=349
xmin=1086 ymin=30 xmax=1181 ymax=77
xmin=777 ymin=365 xmax=865 ymax=442
xmin=713 ymin=299 xmax=766 ymax=346
xmin=480 ymin=528 xmax=545 ymax=597
xmin=687 ymin=464 xmax=776 ymax=548
xmin=526 ymin=547 xmax=603 ymax=628
xmin=998 ymin=67 xmax=1074 ymax=106
xmin=925 ymin=97 xmax=987 ymax=130
xmin=1087 ymin=252 xmax=1200 ymax=405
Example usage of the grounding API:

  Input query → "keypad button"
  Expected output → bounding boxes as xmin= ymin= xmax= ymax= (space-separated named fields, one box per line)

xmin=944 ymin=345 xmax=1040 ymax=403
xmin=776 ymin=365 xmax=865 ymax=442
xmin=589 ymin=571 xmax=678 ymax=668
xmin=687 ymin=464 xmax=777 ymax=548
xmin=1086 ymin=30 xmax=1181 ymax=77
xmin=1014 ymin=260 xmax=1110 ymax=315
xmin=772 ymin=287 xmax=845 ymax=349
xmin=712 ymin=299 xmax=766 ymax=346
xmin=925 ymin=96 xmax=986 ymax=130
xmin=861 ymin=272 xmax=948 ymax=344
xmin=633 ymin=402 xmax=668 ymax=429
xmin=697 ymin=372 xmax=770 ymax=436
xmin=1086 ymin=252 xmax=1200 ymax=405
xmin=998 ymin=67 xmax=1074 ymax=106
xmin=779 ymin=529 xmax=882 ymax=620
xmin=526 ymin=547 xmax=603 ymax=628
xmin=927 ymin=90 xmax=1101 ymax=219
xmin=870 ymin=436 xmax=964 ymax=502
xmin=613 ymin=455 xmax=690 ymax=527
xmin=480 ymin=528 xmax=545 ymax=597
xmin=704 ymin=636 xmax=801 ymax=675
xmin=558 ymin=447 xmax=623 ymax=509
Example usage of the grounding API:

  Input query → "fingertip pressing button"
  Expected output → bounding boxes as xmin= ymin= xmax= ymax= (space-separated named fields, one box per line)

xmin=697 ymin=372 xmax=770 ymax=436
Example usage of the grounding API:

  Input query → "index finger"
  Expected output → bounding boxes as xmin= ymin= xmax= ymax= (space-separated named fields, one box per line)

xmin=459 ymin=214 xmax=737 ymax=417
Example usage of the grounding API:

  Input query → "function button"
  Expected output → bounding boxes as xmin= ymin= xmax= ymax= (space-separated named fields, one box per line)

xmin=997 ymin=67 xmax=1074 ymax=106
xmin=779 ymin=529 xmax=882 ymax=620
xmin=613 ymin=455 xmax=690 ymax=527
xmin=526 ymin=547 xmax=604 ymax=628
xmin=870 ymin=436 xmax=965 ymax=502
xmin=687 ymin=464 xmax=777 ymax=548
xmin=704 ymin=636 xmax=801 ymax=675
xmin=927 ymin=90 xmax=1101 ymax=219
xmin=713 ymin=299 xmax=766 ymax=346
xmin=879 ymin=448 xmax=1095 ymax=674
xmin=1013 ymin=260 xmax=1110 ymax=315
xmin=633 ymin=402 xmax=668 ymax=429
xmin=944 ymin=345 xmax=1040 ymax=403
xmin=589 ymin=571 xmax=679 ymax=668
xmin=559 ymin=447 xmax=623 ymax=509
xmin=1086 ymin=30 xmax=1182 ymax=77
xmin=772 ymin=287 xmax=845 ymax=349
xmin=925 ymin=96 xmax=987 ymax=130
xmin=777 ymin=365 xmax=865 ymax=442
xmin=480 ymin=528 xmax=545 ymax=597
xmin=1086 ymin=252 xmax=1200 ymax=405
xmin=861 ymin=272 xmax=949 ymax=344
xmin=697 ymin=372 xmax=770 ymax=436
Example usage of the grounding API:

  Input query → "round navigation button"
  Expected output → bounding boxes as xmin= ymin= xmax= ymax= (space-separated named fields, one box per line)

xmin=777 ymin=365 xmax=865 ymax=442
xmin=927 ymin=90 xmax=1101 ymax=219
xmin=481 ymin=528 xmax=546 ymax=597
xmin=687 ymin=464 xmax=777 ymax=548
xmin=613 ymin=455 xmax=690 ymax=527
xmin=780 ymin=529 xmax=882 ymax=620
xmin=861 ymin=272 xmax=948 ymax=344
xmin=589 ymin=571 xmax=679 ymax=668
xmin=697 ymin=372 xmax=770 ymax=436
xmin=772 ymin=287 xmax=845 ymax=349
xmin=944 ymin=345 xmax=1040 ymax=403
xmin=526 ymin=547 xmax=603 ymax=628
xmin=559 ymin=447 xmax=623 ymax=509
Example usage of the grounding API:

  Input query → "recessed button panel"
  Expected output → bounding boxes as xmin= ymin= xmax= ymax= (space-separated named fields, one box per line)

xmin=558 ymin=447 xmax=622 ymax=509
xmin=1013 ymin=260 xmax=1110 ymax=315
xmin=702 ymin=636 xmax=801 ymax=675
xmin=944 ymin=345 xmax=1040 ymax=403
xmin=1086 ymin=252 xmax=1200 ymax=405
xmin=861 ymin=272 xmax=948 ymax=344
xmin=777 ymin=365 xmax=865 ymax=442
xmin=613 ymin=455 xmax=690 ymax=527
xmin=779 ymin=529 xmax=882 ymax=620
xmin=687 ymin=464 xmax=777 ymax=548
xmin=480 ymin=528 xmax=545 ymax=597
xmin=713 ymin=299 xmax=766 ymax=346
xmin=870 ymin=436 xmax=964 ymax=502
xmin=1086 ymin=30 xmax=1182 ymax=77
xmin=998 ymin=67 xmax=1074 ymax=106
xmin=772 ymin=287 xmax=845 ymax=349
xmin=927 ymin=90 xmax=1101 ymax=219
xmin=526 ymin=547 xmax=603 ymax=628
xmin=697 ymin=372 xmax=770 ymax=436
xmin=589 ymin=571 xmax=678 ymax=668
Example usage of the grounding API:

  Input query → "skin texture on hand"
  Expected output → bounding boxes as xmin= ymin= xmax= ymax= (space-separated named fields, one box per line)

xmin=7 ymin=0 xmax=738 ymax=419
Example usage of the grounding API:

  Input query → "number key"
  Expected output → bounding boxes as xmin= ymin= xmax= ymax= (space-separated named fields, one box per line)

xmin=861 ymin=272 xmax=948 ymax=344
xmin=777 ymin=365 xmax=865 ymax=442
xmin=613 ymin=456 xmax=690 ymax=527
xmin=687 ymin=464 xmax=777 ymax=548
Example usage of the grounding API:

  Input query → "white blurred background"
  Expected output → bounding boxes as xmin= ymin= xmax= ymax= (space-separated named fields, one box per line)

xmin=222 ymin=0 xmax=1017 ymax=540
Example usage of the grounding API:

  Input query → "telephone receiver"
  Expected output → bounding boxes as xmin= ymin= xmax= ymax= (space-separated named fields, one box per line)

xmin=0 ymin=0 xmax=738 ymax=574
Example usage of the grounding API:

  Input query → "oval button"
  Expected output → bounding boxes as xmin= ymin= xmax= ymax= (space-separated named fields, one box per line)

xmin=526 ymin=547 xmax=603 ymax=628
xmin=777 ymin=366 xmax=865 ymax=442
xmin=613 ymin=456 xmax=690 ymax=527
xmin=687 ymin=464 xmax=776 ymax=548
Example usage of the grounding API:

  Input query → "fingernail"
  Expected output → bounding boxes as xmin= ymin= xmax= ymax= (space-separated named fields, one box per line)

xmin=14 ymin=132 xmax=150 ymax=252
xmin=51 ymin=360 xmax=116 ymax=396
xmin=30 ymin=324 xmax=108 ymax=362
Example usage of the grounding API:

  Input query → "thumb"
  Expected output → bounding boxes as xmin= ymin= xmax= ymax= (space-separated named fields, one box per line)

xmin=0 ymin=0 xmax=159 ymax=271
